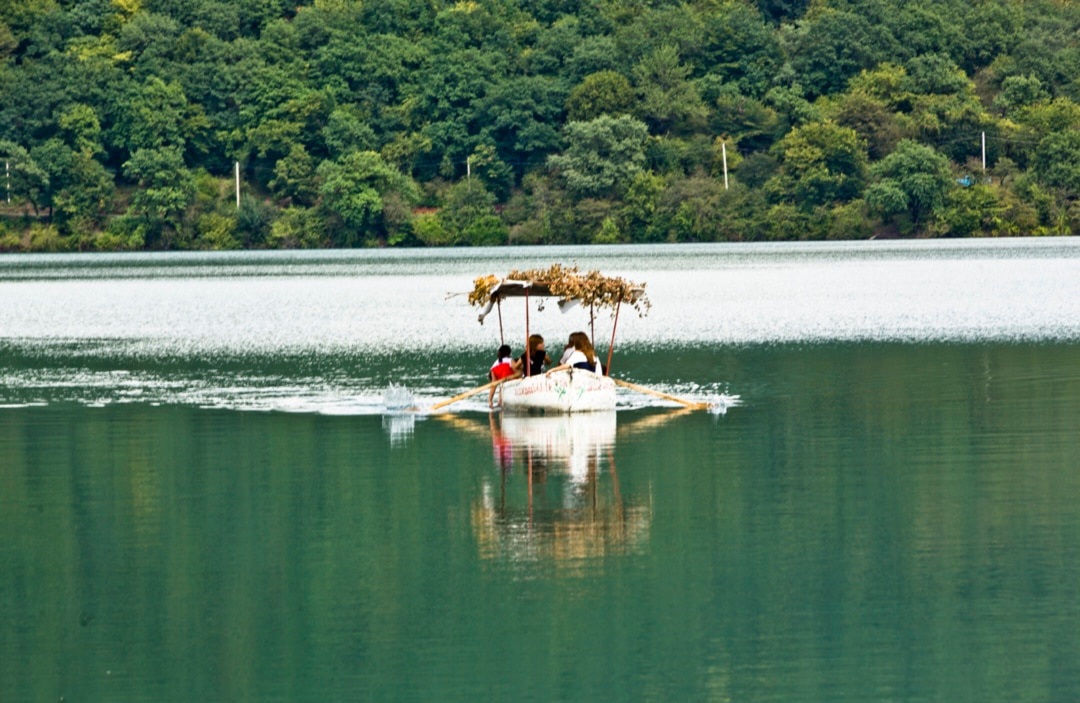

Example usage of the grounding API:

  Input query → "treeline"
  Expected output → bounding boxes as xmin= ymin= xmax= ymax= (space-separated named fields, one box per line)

xmin=0 ymin=0 xmax=1078 ymax=251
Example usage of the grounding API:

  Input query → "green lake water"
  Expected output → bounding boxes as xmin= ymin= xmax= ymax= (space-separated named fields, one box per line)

xmin=2 ymin=242 xmax=1080 ymax=702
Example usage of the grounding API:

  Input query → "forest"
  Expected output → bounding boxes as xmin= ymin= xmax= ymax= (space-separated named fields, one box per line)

xmin=1 ymin=0 xmax=1079 ymax=251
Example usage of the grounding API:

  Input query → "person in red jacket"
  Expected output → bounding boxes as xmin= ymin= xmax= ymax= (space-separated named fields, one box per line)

xmin=488 ymin=344 xmax=514 ymax=407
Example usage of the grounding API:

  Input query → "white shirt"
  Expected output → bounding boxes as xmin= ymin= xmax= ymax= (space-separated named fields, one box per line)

xmin=565 ymin=349 xmax=602 ymax=374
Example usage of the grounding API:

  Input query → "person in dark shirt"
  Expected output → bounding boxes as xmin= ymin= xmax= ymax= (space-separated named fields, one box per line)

xmin=514 ymin=334 xmax=551 ymax=377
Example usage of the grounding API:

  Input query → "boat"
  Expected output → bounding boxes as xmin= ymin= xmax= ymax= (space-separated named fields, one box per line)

xmin=500 ymin=367 xmax=615 ymax=413
xmin=468 ymin=264 xmax=650 ymax=414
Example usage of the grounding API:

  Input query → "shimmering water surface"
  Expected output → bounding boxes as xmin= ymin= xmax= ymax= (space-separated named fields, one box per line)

xmin=2 ymin=241 xmax=1080 ymax=702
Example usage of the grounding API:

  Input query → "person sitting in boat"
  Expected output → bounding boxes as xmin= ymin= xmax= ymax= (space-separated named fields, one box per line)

xmin=548 ymin=331 xmax=603 ymax=375
xmin=513 ymin=334 xmax=551 ymax=377
xmin=488 ymin=344 xmax=515 ymax=407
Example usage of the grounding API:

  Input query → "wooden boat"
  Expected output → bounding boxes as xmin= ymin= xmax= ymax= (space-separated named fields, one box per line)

xmin=430 ymin=265 xmax=706 ymax=413
xmin=469 ymin=264 xmax=649 ymax=414
xmin=500 ymin=367 xmax=616 ymax=413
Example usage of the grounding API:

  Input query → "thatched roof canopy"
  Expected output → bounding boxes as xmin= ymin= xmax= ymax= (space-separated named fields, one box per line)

xmin=469 ymin=264 xmax=649 ymax=323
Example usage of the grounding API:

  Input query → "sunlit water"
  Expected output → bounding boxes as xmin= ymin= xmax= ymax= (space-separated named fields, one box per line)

xmin=2 ymin=240 xmax=1078 ymax=413
xmin=2 ymin=240 xmax=1080 ymax=702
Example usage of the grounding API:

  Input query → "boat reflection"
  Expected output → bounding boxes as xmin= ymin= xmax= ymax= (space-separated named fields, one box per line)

xmin=438 ymin=409 xmax=695 ymax=565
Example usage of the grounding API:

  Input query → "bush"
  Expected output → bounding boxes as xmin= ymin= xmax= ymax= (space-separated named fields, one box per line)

xmin=236 ymin=197 xmax=276 ymax=247
xmin=412 ymin=213 xmax=457 ymax=246
xmin=0 ymin=226 xmax=21 ymax=251
xmin=196 ymin=213 xmax=241 ymax=250
xmin=26 ymin=223 xmax=69 ymax=252
xmin=826 ymin=200 xmax=874 ymax=240
xmin=267 ymin=207 xmax=325 ymax=248
xmin=463 ymin=214 xmax=509 ymax=246
xmin=592 ymin=217 xmax=622 ymax=244
xmin=95 ymin=216 xmax=148 ymax=251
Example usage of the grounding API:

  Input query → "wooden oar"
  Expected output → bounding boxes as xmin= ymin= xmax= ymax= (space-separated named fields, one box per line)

xmin=612 ymin=377 xmax=710 ymax=410
xmin=429 ymin=377 xmax=510 ymax=411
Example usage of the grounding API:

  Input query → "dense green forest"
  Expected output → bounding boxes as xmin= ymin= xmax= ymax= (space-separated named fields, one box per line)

xmin=1 ymin=0 xmax=1078 ymax=250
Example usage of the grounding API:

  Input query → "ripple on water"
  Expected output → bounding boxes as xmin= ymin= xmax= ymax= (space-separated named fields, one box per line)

xmin=1 ymin=240 xmax=1078 ymax=412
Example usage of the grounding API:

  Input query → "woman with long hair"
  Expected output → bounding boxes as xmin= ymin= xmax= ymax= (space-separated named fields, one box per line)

xmin=549 ymin=331 xmax=602 ymax=374
xmin=513 ymin=334 xmax=550 ymax=377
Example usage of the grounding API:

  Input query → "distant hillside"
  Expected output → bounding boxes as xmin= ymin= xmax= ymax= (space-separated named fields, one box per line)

xmin=1 ymin=0 xmax=1078 ymax=251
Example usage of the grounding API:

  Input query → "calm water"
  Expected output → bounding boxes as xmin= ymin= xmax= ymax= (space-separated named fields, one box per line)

xmin=2 ymin=241 xmax=1080 ymax=702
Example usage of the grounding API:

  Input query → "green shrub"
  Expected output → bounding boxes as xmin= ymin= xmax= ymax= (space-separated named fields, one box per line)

xmin=196 ymin=213 xmax=241 ymax=250
xmin=267 ymin=207 xmax=325 ymax=248
xmin=236 ymin=198 xmax=276 ymax=247
xmin=592 ymin=216 xmax=622 ymax=244
xmin=463 ymin=215 xmax=508 ymax=246
xmin=826 ymin=200 xmax=873 ymax=240
xmin=26 ymin=223 xmax=69 ymax=252
xmin=0 ymin=230 xmax=22 ymax=251
xmin=96 ymin=216 xmax=148 ymax=251
xmin=412 ymin=212 xmax=457 ymax=246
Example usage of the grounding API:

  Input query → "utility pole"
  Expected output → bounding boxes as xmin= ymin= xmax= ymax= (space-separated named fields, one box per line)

xmin=5 ymin=160 xmax=9 ymax=205
xmin=235 ymin=161 xmax=240 ymax=208
xmin=981 ymin=131 xmax=986 ymax=174
xmin=466 ymin=156 xmax=471 ymax=180
xmin=721 ymin=142 xmax=729 ymax=191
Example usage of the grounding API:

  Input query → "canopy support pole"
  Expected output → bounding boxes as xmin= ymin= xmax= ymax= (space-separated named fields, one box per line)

xmin=524 ymin=287 xmax=531 ymax=377
xmin=496 ymin=298 xmax=504 ymax=345
xmin=605 ymin=298 xmax=621 ymax=376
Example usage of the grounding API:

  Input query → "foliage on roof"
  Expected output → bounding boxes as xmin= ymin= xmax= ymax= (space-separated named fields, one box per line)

xmin=468 ymin=264 xmax=650 ymax=316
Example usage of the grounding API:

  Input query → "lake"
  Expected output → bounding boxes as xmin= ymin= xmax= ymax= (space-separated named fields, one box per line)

xmin=2 ymin=240 xmax=1080 ymax=702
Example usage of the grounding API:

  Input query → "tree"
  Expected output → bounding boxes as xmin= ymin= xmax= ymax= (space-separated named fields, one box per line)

xmin=700 ymin=3 xmax=783 ymax=98
xmin=766 ymin=121 xmax=868 ymax=208
xmin=566 ymin=71 xmax=635 ymax=122
xmin=476 ymin=75 xmax=567 ymax=179
xmin=548 ymin=115 xmax=649 ymax=199
xmin=270 ymin=144 xmax=317 ymax=205
xmin=29 ymin=139 xmax=113 ymax=227
xmin=785 ymin=9 xmax=896 ymax=98
xmin=620 ymin=170 xmax=665 ymax=242
xmin=439 ymin=179 xmax=507 ymax=246
xmin=116 ymin=77 xmax=194 ymax=154
xmin=994 ymin=75 xmax=1050 ymax=114
xmin=865 ymin=139 xmax=953 ymax=231
xmin=1032 ymin=130 xmax=1080 ymax=195
xmin=632 ymin=45 xmax=706 ymax=134
xmin=0 ymin=141 xmax=49 ymax=215
xmin=755 ymin=0 xmax=810 ymax=24
xmin=322 ymin=107 xmax=377 ymax=158
xmin=834 ymin=92 xmax=903 ymax=160
xmin=123 ymin=146 xmax=195 ymax=243
xmin=57 ymin=104 xmax=103 ymax=156
xmin=315 ymin=150 xmax=419 ymax=245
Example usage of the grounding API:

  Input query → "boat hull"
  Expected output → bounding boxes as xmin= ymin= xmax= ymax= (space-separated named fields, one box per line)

xmin=500 ymin=369 xmax=616 ymax=413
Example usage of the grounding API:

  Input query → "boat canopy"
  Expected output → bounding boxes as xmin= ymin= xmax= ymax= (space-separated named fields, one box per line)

xmin=468 ymin=265 xmax=649 ymax=324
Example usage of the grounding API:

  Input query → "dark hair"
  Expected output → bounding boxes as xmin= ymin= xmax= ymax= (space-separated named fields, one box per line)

xmin=497 ymin=344 xmax=511 ymax=359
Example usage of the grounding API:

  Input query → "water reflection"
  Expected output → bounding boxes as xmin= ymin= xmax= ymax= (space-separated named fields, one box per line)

xmin=381 ymin=411 xmax=417 ymax=446
xmin=439 ymin=410 xmax=694 ymax=566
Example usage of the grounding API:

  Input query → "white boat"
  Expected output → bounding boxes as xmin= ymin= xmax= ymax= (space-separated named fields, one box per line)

xmin=465 ymin=265 xmax=647 ymax=414
xmin=499 ymin=367 xmax=616 ymax=413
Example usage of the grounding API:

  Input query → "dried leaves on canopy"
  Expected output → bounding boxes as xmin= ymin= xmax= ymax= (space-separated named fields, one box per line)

xmin=468 ymin=264 xmax=650 ymax=316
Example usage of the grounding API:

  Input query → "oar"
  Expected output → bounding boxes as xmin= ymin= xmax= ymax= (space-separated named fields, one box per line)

xmin=429 ymin=377 xmax=510 ymax=412
xmin=612 ymin=377 xmax=710 ymax=410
